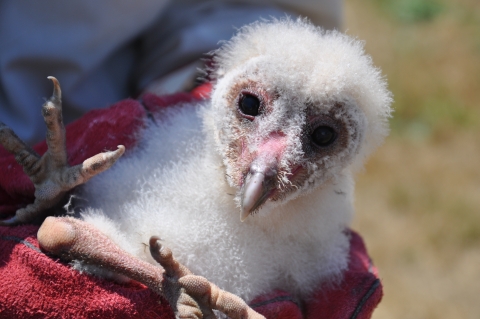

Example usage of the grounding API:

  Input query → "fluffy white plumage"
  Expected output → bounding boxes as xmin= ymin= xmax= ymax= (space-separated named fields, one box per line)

xmin=75 ymin=18 xmax=392 ymax=303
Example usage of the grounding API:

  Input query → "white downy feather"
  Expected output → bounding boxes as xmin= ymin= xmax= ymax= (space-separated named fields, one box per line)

xmin=75 ymin=18 xmax=392 ymax=303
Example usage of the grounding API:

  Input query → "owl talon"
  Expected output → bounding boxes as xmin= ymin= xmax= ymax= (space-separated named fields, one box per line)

xmin=0 ymin=215 xmax=18 ymax=226
xmin=38 ymin=217 xmax=263 ymax=319
xmin=150 ymin=237 xmax=265 ymax=319
xmin=0 ymin=77 xmax=124 ymax=225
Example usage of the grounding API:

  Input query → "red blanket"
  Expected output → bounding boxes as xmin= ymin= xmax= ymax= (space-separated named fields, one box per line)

xmin=0 ymin=88 xmax=382 ymax=319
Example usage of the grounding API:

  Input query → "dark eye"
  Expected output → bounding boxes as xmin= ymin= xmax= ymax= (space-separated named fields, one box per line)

xmin=239 ymin=94 xmax=260 ymax=117
xmin=311 ymin=126 xmax=336 ymax=147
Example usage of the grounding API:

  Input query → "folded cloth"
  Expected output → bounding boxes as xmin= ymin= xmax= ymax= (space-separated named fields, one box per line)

xmin=0 ymin=87 xmax=382 ymax=319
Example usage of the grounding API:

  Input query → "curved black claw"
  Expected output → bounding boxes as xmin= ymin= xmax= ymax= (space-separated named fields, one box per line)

xmin=0 ymin=216 xmax=19 ymax=226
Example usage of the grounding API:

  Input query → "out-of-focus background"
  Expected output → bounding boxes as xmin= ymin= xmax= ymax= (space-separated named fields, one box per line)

xmin=344 ymin=0 xmax=480 ymax=318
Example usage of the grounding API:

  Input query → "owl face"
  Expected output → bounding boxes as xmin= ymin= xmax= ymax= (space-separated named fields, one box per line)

xmin=208 ymin=19 xmax=392 ymax=220
xmin=211 ymin=58 xmax=367 ymax=220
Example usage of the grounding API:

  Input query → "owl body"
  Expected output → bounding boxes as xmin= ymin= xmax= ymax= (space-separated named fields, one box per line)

xmin=74 ymin=18 xmax=392 ymax=303
xmin=78 ymin=103 xmax=352 ymax=301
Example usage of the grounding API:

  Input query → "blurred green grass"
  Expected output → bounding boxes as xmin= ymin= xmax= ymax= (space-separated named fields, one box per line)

xmin=373 ymin=0 xmax=445 ymax=23
xmin=344 ymin=0 xmax=480 ymax=318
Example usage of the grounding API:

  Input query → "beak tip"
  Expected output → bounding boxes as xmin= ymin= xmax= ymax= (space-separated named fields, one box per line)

xmin=240 ymin=208 xmax=250 ymax=222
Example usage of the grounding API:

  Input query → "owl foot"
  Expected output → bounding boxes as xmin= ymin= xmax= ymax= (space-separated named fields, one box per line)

xmin=38 ymin=217 xmax=265 ymax=319
xmin=0 ymin=77 xmax=124 ymax=225
xmin=150 ymin=237 xmax=265 ymax=319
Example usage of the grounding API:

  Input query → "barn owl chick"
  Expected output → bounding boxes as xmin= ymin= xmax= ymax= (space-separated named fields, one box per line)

xmin=78 ymin=17 xmax=391 ymax=300
xmin=0 ymin=18 xmax=392 ymax=318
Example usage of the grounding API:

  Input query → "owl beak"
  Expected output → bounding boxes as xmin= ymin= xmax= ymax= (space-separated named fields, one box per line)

xmin=240 ymin=157 xmax=278 ymax=222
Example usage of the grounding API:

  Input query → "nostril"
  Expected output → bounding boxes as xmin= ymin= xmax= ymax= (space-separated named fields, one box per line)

xmin=250 ymin=160 xmax=277 ymax=179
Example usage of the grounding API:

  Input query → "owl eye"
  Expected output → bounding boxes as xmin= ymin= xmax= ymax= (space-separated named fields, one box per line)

xmin=311 ymin=126 xmax=336 ymax=147
xmin=238 ymin=94 xmax=260 ymax=117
